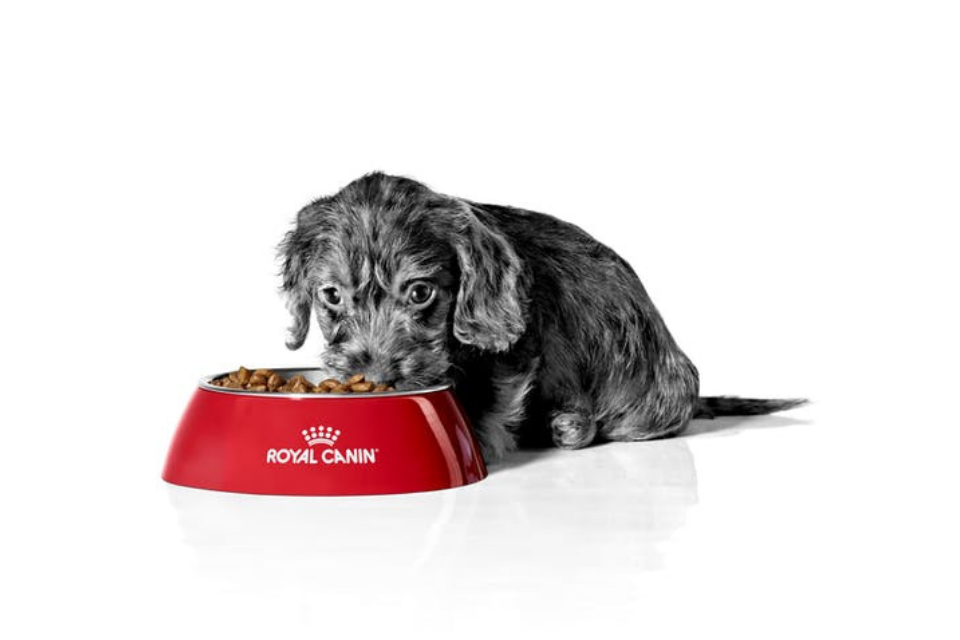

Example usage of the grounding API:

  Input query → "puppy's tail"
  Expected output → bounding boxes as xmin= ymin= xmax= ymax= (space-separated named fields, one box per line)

xmin=694 ymin=396 xmax=807 ymax=419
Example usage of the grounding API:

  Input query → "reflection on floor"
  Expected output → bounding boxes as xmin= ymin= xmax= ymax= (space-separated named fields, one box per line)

xmin=169 ymin=437 xmax=696 ymax=598
xmin=166 ymin=413 xmax=821 ymax=631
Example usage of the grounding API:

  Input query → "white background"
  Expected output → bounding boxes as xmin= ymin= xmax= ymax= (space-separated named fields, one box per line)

xmin=1 ymin=2 xmax=958 ymax=638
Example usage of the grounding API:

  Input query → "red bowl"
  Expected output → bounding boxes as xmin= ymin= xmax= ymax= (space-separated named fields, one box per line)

xmin=162 ymin=369 xmax=487 ymax=496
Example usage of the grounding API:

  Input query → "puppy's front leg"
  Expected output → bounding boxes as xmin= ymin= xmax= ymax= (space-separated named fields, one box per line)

xmin=471 ymin=360 xmax=539 ymax=463
xmin=550 ymin=410 xmax=599 ymax=449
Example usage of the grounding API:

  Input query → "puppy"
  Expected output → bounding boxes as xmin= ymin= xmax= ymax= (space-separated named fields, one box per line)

xmin=279 ymin=173 xmax=804 ymax=463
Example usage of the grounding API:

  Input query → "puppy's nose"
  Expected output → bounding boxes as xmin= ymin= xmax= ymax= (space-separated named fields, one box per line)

xmin=363 ymin=359 xmax=399 ymax=387
xmin=350 ymin=350 xmax=398 ymax=386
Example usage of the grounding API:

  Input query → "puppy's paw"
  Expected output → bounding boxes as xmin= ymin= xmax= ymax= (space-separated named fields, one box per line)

xmin=550 ymin=412 xmax=597 ymax=450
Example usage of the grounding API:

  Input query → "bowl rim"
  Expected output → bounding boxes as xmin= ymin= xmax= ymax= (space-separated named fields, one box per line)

xmin=198 ymin=367 xmax=453 ymax=399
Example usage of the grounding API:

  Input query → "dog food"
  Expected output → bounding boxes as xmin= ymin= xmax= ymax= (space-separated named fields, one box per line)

xmin=210 ymin=367 xmax=394 ymax=394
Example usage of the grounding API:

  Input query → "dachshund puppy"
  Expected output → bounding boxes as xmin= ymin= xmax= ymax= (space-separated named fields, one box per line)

xmin=279 ymin=173 xmax=804 ymax=463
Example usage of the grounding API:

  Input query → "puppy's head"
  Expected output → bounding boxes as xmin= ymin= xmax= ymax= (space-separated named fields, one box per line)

xmin=278 ymin=173 xmax=526 ymax=389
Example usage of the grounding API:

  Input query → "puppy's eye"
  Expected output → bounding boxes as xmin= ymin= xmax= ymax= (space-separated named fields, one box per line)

xmin=321 ymin=286 xmax=342 ymax=307
xmin=407 ymin=282 xmax=435 ymax=307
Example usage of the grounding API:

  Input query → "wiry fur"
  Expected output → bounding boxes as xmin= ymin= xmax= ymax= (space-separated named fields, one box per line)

xmin=474 ymin=360 xmax=540 ymax=460
xmin=279 ymin=173 xmax=805 ymax=463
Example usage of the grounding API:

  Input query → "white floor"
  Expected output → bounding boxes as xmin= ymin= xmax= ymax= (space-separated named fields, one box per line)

xmin=7 ymin=398 xmax=956 ymax=639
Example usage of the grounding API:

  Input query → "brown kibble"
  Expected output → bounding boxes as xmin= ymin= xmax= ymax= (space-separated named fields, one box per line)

xmin=287 ymin=375 xmax=311 ymax=391
xmin=288 ymin=375 xmax=308 ymax=390
xmin=209 ymin=368 xmax=398 ymax=394
xmin=267 ymin=373 xmax=285 ymax=391
xmin=290 ymin=378 xmax=313 ymax=392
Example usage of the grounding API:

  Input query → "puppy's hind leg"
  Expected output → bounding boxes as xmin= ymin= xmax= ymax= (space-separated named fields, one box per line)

xmin=599 ymin=352 xmax=700 ymax=442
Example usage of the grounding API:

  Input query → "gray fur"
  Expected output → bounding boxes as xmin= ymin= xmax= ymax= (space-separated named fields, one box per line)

xmin=474 ymin=360 xmax=539 ymax=461
xmin=279 ymin=173 xmax=805 ymax=463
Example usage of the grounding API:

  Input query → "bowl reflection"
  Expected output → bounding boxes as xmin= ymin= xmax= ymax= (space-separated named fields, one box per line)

xmin=166 ymin=439 xmax=698 ymax=619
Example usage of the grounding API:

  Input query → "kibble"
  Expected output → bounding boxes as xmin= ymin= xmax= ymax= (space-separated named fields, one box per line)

xmin=209 ymin=369 xmax=395 ymax=394
xmin=267 ymin=372 xmax=284 ymax=392
xmin=345 ymin=373 xmax=366 ymax=386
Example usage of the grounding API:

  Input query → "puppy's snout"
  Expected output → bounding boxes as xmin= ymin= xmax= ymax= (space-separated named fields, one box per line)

xmin=350 ymin=350 xmax=399 ymax=386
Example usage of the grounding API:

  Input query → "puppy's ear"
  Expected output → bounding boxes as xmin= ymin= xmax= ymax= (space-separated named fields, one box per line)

xmin=449 ymin=202 xmax=526 ymax=352
xmin=277 ymin=206 xmax=321 ymax=350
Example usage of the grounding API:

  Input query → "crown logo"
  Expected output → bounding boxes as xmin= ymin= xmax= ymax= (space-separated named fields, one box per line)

xmin=302 ymin=426 xmax=340 ymax=447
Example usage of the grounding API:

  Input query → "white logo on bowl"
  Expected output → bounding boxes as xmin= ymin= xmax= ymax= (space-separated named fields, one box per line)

xmin=303 ymin=426 xmax=340 ymax=446
xmin=265 ymin=425 xmax=377 ymax=466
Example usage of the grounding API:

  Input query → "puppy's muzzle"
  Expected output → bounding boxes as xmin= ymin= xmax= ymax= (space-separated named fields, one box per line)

xmin=350 ymin=351 xmax=400 ymax=387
